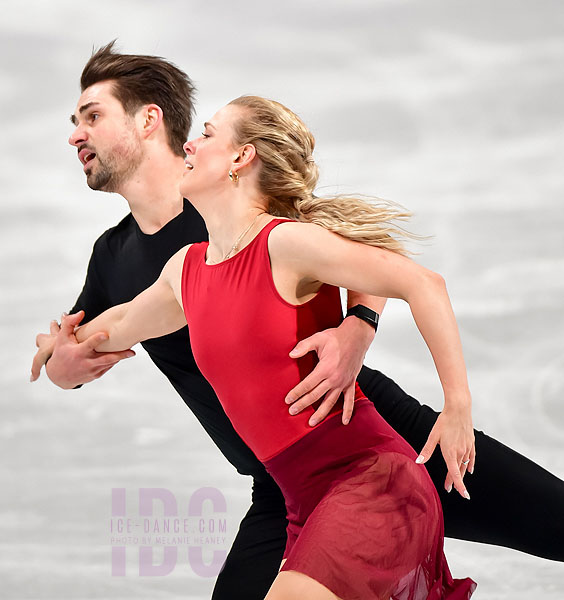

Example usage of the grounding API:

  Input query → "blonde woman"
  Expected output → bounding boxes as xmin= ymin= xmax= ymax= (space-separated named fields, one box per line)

xmin=71 ymin=96 xmax=476 ymax=599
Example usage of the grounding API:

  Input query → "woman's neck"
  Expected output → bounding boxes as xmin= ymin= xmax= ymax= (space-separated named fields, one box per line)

xmin=195 ymin=189 xmax=270 ymax=263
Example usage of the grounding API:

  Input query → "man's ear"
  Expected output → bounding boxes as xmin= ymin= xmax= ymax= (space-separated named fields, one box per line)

xmin=139 ymin=104 xmax=164 ymax=138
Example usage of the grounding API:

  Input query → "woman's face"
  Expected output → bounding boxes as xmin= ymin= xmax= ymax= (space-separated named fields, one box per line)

xmin=180 ymin=104 xmax=243 ymax=199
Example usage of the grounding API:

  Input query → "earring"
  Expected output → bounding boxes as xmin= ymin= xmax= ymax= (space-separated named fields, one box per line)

xmin=228 ymin=169 xmax=239 ymax=183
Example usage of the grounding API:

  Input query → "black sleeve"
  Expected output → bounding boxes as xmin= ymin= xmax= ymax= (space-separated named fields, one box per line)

xmin=69 ymin=236 xmax=112 ymax=321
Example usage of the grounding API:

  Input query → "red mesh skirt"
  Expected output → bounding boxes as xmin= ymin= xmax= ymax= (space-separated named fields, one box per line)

xmin=263 ymin=398 xmax=476 ymax=600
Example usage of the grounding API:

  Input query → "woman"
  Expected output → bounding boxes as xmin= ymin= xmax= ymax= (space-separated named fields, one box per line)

xmin=73 ymin=96 xmax=476 ymax=599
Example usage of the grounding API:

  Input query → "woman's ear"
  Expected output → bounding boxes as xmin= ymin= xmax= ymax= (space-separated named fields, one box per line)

xmin=232 ymin=143 xmax=257 ymax=168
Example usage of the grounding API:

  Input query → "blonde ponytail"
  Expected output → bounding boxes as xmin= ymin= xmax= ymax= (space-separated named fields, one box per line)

xmin=294 ymin=194 xmax=418 ymax=255
xmin=229 ymin=96 xmax=421 ymax=255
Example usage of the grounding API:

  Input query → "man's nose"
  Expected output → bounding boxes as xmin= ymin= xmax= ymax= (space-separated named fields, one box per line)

xmin=68 ymin=125 xmax=87 ymax=147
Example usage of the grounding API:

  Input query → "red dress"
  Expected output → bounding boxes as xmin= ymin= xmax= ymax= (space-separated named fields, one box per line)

xmin=181 ymin=218 xmax=476 ymax=599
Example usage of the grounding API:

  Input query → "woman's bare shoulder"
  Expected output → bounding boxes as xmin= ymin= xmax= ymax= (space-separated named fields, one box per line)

xmin=269 ymin=219 xmax=328 ymax=242
xmin=268 ymin=220 xmax=338 ymax=257
xmin=162 ymin=244 xmax=193 ymax=278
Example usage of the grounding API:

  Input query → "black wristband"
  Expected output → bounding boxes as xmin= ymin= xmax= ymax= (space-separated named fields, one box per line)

xmin=345 ymin=304 xmax=379 ymax=332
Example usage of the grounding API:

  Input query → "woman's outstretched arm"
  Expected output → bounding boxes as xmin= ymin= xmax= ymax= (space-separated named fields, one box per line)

xmin=72 ymin=245 xmax=190 ymax=351
xmin=269 ymin=222 xmax=474 ymax=498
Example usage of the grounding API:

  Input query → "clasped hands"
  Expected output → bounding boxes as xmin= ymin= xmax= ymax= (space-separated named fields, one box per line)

xmin=30 ymin=311 xmax=135 ymax=389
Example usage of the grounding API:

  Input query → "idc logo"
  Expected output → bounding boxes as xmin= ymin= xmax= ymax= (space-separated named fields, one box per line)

xmin=110 ymin=487 xmax=228 ymax=577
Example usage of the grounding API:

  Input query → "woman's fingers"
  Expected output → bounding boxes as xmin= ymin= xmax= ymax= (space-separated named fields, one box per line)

xmin=468 ymin=445 xmax=476 ymax=475
xmin=446 ymin=454 xmax=470 ymax=499
xmin=416 ymin=429 xmax=440 ymax=465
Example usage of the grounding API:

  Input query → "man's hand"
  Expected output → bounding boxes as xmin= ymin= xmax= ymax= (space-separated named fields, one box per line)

xmin=415 ymin=402 xmax=476 ymax=500
xmin=30 ymin=311 xmax=135 ymax=389
xmin=284 ymin=316 xmax=375 ymax=426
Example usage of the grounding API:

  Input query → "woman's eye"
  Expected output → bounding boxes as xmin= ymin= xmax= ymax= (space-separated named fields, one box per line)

xmin=201 ymin=132 xmax=210 ymax=138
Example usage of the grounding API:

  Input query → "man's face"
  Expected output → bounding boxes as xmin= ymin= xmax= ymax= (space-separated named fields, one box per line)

xmin=69 ymin=81 xmax=143 ymax=192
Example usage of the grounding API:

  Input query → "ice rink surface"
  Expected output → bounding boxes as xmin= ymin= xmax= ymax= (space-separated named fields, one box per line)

xmin=1 ymin=1 xmax=563 ymax=598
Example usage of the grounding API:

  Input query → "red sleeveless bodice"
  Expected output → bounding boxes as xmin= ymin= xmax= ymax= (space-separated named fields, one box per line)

xmin=181 ymin=219 xmax=477 ymax=598
xmin=180 ymin=218 xmax=364 ymax=461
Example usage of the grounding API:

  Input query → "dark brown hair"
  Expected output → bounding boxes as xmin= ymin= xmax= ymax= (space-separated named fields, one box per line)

xmin=81 ymin=41 xmax=196 ymax=156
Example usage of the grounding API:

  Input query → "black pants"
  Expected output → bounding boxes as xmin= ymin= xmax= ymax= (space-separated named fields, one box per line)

xmin=211 ymin=367 xmax=564 ymax=599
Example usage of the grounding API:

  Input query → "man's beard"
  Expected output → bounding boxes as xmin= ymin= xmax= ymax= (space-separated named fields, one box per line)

xmin=86 ymin=157 xmax=115 ymax=191
xmin=86 ymin=131 xmax=143 ymax=193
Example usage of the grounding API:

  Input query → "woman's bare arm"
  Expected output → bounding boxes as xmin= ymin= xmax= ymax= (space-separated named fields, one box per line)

xmin=73 ymin=246 xmax=190 ymax=351
xmin=269 ymin=222 xmax=474 ymax=498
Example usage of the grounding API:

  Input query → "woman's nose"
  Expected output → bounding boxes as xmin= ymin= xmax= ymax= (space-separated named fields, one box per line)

xmin=183 ymin=140 xmax=195 ymax=155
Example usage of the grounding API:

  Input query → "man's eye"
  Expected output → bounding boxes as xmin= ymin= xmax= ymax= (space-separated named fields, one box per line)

xmin=91 ymin=113 xmax=99 ymax=122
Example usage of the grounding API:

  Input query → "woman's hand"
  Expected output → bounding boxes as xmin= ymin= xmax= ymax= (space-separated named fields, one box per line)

xmin=416 ymin=401 xmax=475 ymax=499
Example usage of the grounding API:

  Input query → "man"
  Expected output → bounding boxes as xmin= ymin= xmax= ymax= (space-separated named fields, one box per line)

xmin=31 ymin=42 xmax=564 ymax=599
